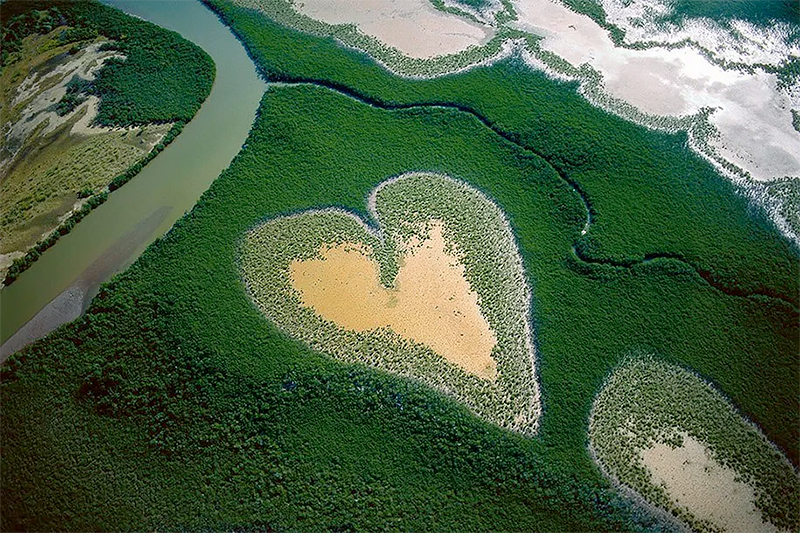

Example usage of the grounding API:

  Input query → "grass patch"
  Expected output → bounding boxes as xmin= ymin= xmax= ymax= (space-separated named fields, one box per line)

xmin=0 ymin=126 xmax=168 ymax=254
xmin=0 ymin=0 xmax=214 ymax=283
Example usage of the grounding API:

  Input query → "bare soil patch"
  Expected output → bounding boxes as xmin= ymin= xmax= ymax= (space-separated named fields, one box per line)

xmin=292 ymin=0 xmax=493 ymax=59
xmin=641 ymin=433 xmax=777 ymax=533
xmin=290 ymin=222 xmax=498 ymax=380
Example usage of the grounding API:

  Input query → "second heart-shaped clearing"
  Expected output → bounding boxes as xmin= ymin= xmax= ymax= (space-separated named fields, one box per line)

xmin=241 ymin=172 xmax=540 ymax=435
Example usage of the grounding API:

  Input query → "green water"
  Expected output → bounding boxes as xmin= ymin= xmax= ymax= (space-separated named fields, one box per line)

xmin=0 ymin=0 xmax=266 ymax=343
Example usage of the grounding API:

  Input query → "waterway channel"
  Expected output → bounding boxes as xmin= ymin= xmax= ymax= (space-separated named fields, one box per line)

xmin=0 ymin=0 xmax=266 ymax=355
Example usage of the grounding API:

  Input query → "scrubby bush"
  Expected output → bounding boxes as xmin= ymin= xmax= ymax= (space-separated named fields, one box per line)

xmin=589 ymin=357 xmax=800 ymax=532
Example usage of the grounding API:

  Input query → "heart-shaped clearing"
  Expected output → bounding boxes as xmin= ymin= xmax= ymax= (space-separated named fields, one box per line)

xmin=241 ymin=172 xmax=540 ymax=435
xmin=289 ymin=222 xmax=498 ymax=381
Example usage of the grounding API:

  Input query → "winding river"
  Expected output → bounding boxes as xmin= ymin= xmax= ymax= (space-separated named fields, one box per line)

xmin=0 ymin=0 xmax=266 ymax=356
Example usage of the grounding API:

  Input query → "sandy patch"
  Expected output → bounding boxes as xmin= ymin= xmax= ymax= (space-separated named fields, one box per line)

xmin=2 ymin=42 xmax=125 ymax=173
xmin=292 ymin=0 xmax=493 ymax=59
xmin=641 ymin=433 xmax=776 ymax=533
xmin=0 ymin=284 xmax=86 ymax=363
xmin=510 ymin=0 xmax=800 ymax=182
xmin=289 ymin=222 xmax=498 ymax=380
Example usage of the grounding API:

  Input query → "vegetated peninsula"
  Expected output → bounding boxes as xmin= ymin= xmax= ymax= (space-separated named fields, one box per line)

xmin=0 ymin=0 xmax=215 ymax=285
xmin=1 ymin=0 xmax=798 ymax=531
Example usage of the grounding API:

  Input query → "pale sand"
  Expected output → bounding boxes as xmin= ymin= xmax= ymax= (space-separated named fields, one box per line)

xmin=292 ymin=0 xmax=493 ymax=59
xmin=0 ymin=284 xmax=87 ymax=363
xmin=69 ymin=96 xmax=124 ymax=136
xmin=641 ymin=433 xmax=776 ymax=533
xmin=289 ymin=222 xmax=498 ymax=380
xmin=0 ymin=206 xmax=171 ymax=360
xmin=511 ymin=0 xmax=800 ymax=182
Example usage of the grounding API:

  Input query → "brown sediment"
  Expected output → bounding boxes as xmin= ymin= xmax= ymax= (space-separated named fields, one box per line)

xmin=289 ymin=222 xmax=498 ymax=380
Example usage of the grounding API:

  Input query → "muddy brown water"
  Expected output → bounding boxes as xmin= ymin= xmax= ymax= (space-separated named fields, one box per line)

xmin=0 ymin=0 xmax=266 ymax=352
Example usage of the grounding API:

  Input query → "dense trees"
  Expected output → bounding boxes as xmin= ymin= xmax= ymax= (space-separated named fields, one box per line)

xmin=2 ymin=0 xmax=215 ymax=127
xmin=590 ymin=358 xmax=799 ymax=531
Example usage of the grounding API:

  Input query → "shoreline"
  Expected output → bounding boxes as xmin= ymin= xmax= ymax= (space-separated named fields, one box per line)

xmin=0 ymin=284 xmax=88 ymax=364
xmin=0 ymin=205 xmax=171 ymax=362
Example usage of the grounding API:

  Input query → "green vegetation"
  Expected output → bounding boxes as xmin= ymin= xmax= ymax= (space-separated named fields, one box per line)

xmin=229 ymin=0 xmax=509 ymax=77
xmin=1 ymin=0 xmax=798 ymax=530
xmin=52 ymin=74 xmax=91 ymax=116
xmin=589 ymin=357 xmax=799 ymax=531
xmin=1 ymin=82 xmax=678 ymax=531
xmin=242 ymin=173 xmax=541 ymax=435
xmin=205 ymin=0 xmax=798 ymax=307
xmin=663 ymin=0 xmax=800 ymax=28
xmin=3 ymin=74 xmax=797 ymax=528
